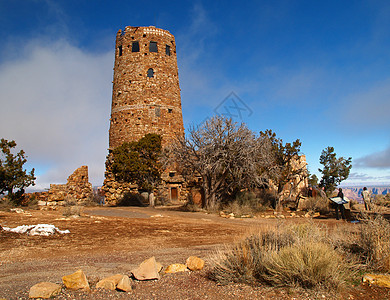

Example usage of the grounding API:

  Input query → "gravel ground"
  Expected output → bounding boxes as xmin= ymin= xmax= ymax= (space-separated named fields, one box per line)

xmin=1 ymin=206 xmax=390 ymax=299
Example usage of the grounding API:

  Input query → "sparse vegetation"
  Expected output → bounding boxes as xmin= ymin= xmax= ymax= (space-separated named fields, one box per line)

xmin=209 ymin=222 xmax=353 ymax=291
xmin=356 ymin=214 xmax=390 ymax=272
xmin=300 ymin=196 xmax=330 ymax=215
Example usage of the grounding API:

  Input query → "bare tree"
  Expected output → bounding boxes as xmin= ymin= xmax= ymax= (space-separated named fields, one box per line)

xmin=166 ymin=116 xmax=271 ymax=209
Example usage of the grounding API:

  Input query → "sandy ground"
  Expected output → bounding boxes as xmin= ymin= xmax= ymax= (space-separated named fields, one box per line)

xmin=1 ymin=206 xmax=390 ymax=299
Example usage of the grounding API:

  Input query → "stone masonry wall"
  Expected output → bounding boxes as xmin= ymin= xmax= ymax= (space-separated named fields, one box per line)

xmin=109 ymin=26 xmax=184 ymax=149
xmin=47 ymin=166 xmax=93 ymax=205
xmin=104 ymin=26 xmax=186 ymax=205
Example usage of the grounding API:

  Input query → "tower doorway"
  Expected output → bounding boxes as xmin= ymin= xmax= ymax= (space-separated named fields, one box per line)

xmin=170 ymin=187 xmax=178 ymax=201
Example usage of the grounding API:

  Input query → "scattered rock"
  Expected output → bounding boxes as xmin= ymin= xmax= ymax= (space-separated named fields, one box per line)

xmin=165 ymin=264 xmax=187 ymax=273
xmin=131 ymin=257 xmax=161 ymax=280
xmin=186 ymin=256 xmax=205 ymax=271
xmin=29 ymin=282 xmax=61 ymax=299
xmin=62 ymin=269 xmax=90 ymax=291
xmin=117 ymin=275 xmax=133 ymax=292
xmin=363 ymin=274 xmax=390 ymax=288
xmin=96 ymin=274 xmax=123 ymax=290
xmin=10 ymin=208 xmax=24 ymax=213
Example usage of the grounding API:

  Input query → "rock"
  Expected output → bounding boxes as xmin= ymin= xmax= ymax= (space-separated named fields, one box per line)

xmin=131 ymin=257 xmax=161 ymax=280
xmin=186 ymin=256 xmax=205 ymax=271
xmin=96 ymin=274 xmax=123 ymax=290
xmin=165 ymin=264 xmax=187 ymax=273
xmin=362 ymin=274 xmax=390 ymax=288
xmin=37 ymin=200 xmax=47 ymax=206
xmin=117 ymin=275 xmax=133 ymax=292
xmin=62 ymin=269 xmax=90 ymax=291
xmin=29 ymin=282 xmax=61 ymax=299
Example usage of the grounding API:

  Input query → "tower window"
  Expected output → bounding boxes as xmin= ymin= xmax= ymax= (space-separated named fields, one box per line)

xmin=166 ymin=45 xmax=171 ymax=56
xmin=155 ymin=107 xmax=161 ymax=117
xmin=118 ymin=45 xmax=123 ymax=56
xmin=132 ymin=41 xmax=140 ymax=52
xmin=168 ymin=108 xmax=173 ymax=113
xmin=147 ymin=68 xmax=154 ymax=78
xmin=149 ymin=41 xmax=158 ymax=52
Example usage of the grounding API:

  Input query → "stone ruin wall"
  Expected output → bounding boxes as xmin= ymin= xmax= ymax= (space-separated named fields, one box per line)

xmin=42 ymin=166 xmax=93 ymax=206
xmin=103 ymin=26 xmax=186 ymax=205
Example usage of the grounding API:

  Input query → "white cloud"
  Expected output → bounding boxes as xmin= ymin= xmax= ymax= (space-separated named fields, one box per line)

xmin=354 ymin=145 xmax=390 ymax=169
xmin=0 ymin=39 xmax=113 ymax=188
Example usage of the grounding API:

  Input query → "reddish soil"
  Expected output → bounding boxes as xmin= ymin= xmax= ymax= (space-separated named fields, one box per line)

xmin=1 ymin=206 xmax=389 ymax=299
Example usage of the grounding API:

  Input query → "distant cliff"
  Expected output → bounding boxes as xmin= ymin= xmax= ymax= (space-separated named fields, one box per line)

xmin=341 ymin=187 xmax=390 ymax=201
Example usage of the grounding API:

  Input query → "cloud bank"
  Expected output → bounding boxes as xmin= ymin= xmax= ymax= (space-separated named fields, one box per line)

xmin=0 ymin=38 xmax=113 ymax=188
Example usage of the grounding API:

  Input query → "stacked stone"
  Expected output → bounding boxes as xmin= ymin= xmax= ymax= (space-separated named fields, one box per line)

xmin=104 ymin=26 xmax=186 ymax=205
xmin=44 ymin=166 xmax=93 ymax=206
xmin=108 ymin=26 xmax=184 ymax=149
xmin=102 ymin=169 xmax=138 ymax=205
xmin=66 ymin=166 xmax=93 ymax=204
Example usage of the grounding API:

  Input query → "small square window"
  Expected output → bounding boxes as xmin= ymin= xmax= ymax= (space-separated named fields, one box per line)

xmin=132 ymin=41 xmax=140 ymax=52
xmin=149 ymin=41 xmax=158 ymax=52
xmin=166 ymin=45 xmax=171 ymax=56
xmin=168 ymin=108 xmax=173 ymax=113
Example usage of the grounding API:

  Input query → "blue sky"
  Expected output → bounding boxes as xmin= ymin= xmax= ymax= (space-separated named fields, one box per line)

xmin=1 ymin=0 xmax=389 ymax=189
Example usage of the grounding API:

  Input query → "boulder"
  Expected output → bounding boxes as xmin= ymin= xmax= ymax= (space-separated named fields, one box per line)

xmin=29 ymin=282 xmax=61 ymax=299
xmin=62 ymin=269 xmax=90 ymax=291
xmin=362 ymin=274 xmax=390 ymax=288
xmin=165 ymin=264 xmax=187 ymax=273
xmin=186 ymin=256 xmax=205 ymax=271
xmin=131 ymin=257 xmax=161 ymax=280
xmin=117 ymin=275 xmax=133 ymax=292
xmin=96 ymin=274 xmax=123 ymax=290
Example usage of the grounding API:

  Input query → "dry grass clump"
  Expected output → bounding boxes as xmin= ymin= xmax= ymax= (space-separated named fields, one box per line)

xmin=221 ymin=191 xmax=270 ymax=217
xmin=300 ymin=196 xmax=330 ymax=214
xmin=356 ymin=214 xmax=390 ymax=272
xmin=209 ymin=222 xmax=350 ymax=290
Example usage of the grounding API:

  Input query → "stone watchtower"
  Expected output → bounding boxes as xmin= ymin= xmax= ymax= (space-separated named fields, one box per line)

xmin=109 ymin=26 xmax=184 ymax=149
xmin=104 ymin=26 xmax=185 ymax=205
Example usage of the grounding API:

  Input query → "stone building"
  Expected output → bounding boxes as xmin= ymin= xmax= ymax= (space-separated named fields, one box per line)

xmin=103 ymin=26 xmax=186 ymax=205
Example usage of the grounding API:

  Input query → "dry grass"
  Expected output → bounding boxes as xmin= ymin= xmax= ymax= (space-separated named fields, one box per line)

xmin=300 ymin=196 xmax=330 ymax=214
xmin=209 ymin=221 xmax=350 ymax=290
xmin=356 ymin=214 xmax=390 ymax=272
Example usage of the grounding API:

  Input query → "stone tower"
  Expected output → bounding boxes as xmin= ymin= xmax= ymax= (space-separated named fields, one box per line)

xmin=109 ymin=26 xmax=184 ymax=149
xmin=104 ymin=26 xmax=186 ymax=205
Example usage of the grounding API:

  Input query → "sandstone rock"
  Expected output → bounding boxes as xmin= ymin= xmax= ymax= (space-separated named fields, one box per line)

xmin=62 ymin=269 xmax=90 ymax=291
xmin=165 ymin=264 xmax=187 ymax=273
xmin=117 ymin=275 xmax=133 ymax=292
xmin=362 ymin=274 xmax=390 ymax=288
xmin=131 ymin=257 xmax=161 ymax=280
xmin=96 ymin=274 xmax=123 ymax=290
xmin=29 ymin=282 xmax=61 ymax=299
xmin=186 ymin=256 xmax=205 ymax=271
